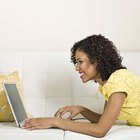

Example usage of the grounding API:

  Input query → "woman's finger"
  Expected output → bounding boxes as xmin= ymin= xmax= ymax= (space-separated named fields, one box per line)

xmin=67 ymin=112 xmax=76 ymax=120
xmin=54 ymin=107 xmax=65 ymax=117
xmin=54 ymin=107 xmax=69 ymax=118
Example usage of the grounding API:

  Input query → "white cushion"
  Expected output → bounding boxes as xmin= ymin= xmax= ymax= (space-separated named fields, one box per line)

xmin=0 ymin=122 xmax=64 ymax=140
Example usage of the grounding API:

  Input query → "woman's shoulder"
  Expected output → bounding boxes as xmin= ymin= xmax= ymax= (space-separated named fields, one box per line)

xmin=109 ymin=69 xmax=139 ymax=82
xmin=103 ymin=69 xmax=140 ymax=91
xmin=112 ymin=69 xmax=131 ymax=76
xmin=101 ymin=69 xmax=140 ymax=100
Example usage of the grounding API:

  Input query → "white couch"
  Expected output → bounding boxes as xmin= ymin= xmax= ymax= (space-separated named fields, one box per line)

xmin=0 ymin=51 xmax=140 ymax=140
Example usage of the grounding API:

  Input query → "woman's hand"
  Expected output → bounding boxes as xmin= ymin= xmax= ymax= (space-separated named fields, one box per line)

xmin=23 ymin=117 xmax=55 ymax=130
xmin=54 ymin=105 xmax=85 ymax=120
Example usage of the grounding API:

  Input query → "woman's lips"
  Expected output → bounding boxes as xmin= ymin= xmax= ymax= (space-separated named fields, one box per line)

xmin=80 ymin=73 xmax=84 ymax=78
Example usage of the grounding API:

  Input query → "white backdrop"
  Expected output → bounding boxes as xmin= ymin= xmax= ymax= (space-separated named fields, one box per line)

xmin=0 ymin=0 xmax=140 ymax=52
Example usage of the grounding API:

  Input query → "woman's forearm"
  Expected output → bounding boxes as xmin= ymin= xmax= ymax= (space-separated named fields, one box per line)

xmin=54 ymin=118 xmax=105 ymax=138
xmin=80 ymin=107 xmax=101 ymax=123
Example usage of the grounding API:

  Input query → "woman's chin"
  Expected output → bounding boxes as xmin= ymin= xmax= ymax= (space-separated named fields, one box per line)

xmin=81 ymin=78 xmax=89 ymax=83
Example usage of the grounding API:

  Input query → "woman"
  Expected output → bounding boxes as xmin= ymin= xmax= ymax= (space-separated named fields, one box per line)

xmin=23 ymin=34 xmax=140 ymax=138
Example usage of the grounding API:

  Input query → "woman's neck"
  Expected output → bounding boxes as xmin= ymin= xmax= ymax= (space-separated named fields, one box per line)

xmin=95 ymin=78 xmax=107 ymax=86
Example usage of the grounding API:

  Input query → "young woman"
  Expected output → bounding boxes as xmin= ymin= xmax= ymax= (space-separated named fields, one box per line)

xmin=23 ymin=34 xmax=140 ymax=138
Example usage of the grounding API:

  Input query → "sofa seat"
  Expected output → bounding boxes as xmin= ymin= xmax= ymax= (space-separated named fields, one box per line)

xmin=0 ymin=122 xmax=64 ymax=140
xmin=65 ymin=124 xmax=140 ymax=140
xmin=1 ymin=121 xmax=140 ymax=140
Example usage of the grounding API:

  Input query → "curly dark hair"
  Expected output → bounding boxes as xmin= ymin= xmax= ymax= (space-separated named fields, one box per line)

xmin=71 ymin=34 xmax=126 ymax=81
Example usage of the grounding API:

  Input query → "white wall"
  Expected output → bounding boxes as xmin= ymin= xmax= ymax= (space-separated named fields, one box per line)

xmin=0 ymin=0 xmax=140 ymax=52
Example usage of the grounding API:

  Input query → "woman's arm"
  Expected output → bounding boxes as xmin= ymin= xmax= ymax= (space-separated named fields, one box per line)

xmin=54 ymin=92 xmax=126 ymax=137
xmin=23 ymin=92 xmax=126 ymax=138
xmin=80 ymin=100 xmax=108 ymax=123
xmin=54 ymin=105 xmax=101 ymax=123
xmin=80 ymin=107 xmax=101 ymax=123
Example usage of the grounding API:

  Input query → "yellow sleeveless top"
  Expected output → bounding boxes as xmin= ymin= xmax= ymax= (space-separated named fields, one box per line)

xmin=99 ymin=69 xmax=140 ymax=126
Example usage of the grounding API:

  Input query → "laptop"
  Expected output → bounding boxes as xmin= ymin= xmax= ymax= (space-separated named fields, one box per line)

xmin=2 ymin=83 xmax=28 ymax=128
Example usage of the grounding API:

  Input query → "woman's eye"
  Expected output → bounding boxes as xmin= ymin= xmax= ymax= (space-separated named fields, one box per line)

xmin=79 ymin=61 xmax=83 ymax=64
xmin=77 ymin=60 xmax=83 ymax=64
xmin=74 ymin=60 xmax=83 ymax=67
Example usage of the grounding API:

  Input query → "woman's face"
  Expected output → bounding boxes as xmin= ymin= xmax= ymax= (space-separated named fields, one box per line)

xmin=75 ymin=50 xmax=100 ymax=83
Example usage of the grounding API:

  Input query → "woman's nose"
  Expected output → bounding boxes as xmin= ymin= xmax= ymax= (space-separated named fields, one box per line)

xmin=75 ymin=66 xmax=80 ymax=71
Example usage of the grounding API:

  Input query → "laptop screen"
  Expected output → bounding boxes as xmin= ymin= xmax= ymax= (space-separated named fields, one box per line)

xmin=3 ymin=83 xmax=27 ymax=124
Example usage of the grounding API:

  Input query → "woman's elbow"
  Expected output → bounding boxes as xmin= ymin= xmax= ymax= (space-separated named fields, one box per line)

xmin=93 ymin=131 xmax=106 ymax=138
xmin=94 ymin=132 xmax=106 ymax=138
xmin=90 ymin=126 xmax=108 ymax=138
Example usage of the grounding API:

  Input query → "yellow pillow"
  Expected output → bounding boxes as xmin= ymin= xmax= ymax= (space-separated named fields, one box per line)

xmin=0 ymin=71 xmax=23 ymax=122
